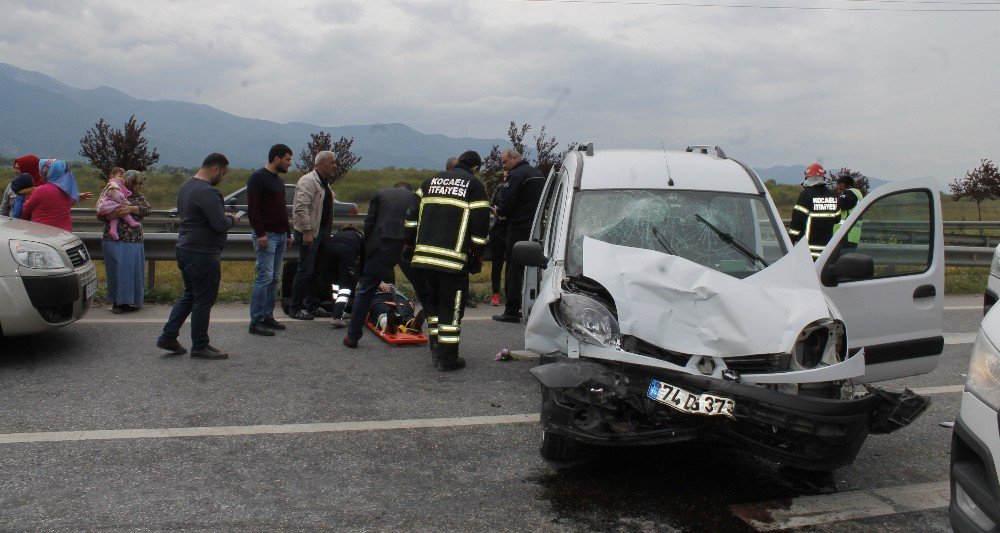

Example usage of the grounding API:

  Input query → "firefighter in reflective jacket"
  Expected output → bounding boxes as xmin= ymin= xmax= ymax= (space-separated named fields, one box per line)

xmin=788 ymin=163 xmax=840 ymax=260
xmin=403 ymin=150 xmax=491 ymax=371
xmin=832 ymin=174 xmax=864 ymax=250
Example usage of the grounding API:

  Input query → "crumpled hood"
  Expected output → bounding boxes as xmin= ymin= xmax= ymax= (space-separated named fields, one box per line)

xmin=582 ymin=237 xmax=832 ymax=357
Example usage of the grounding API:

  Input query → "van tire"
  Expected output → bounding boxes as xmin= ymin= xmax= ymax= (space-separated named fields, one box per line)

xmin=540 ymin=430 xmax=578 ymax=461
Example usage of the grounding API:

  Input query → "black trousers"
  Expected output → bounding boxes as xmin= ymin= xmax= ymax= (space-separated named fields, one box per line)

xmin=346 ymin=239 xmax=404 ymax=340
xmin=419 ymin=267 xmax=467 ymax=363
xmin=290 ymin=228 xmax=330 ymax=314
xmin=322 ymin=241 xmax=360 ymax=319
xmin=489 ymin=223 xmax=507 ymax=294
xmin=503 ymin=223 xmax=532 ymax=316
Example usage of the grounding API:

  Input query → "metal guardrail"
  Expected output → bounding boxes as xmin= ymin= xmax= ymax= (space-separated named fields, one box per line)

xmin=70 ymin=209 xmax=366 ymax=233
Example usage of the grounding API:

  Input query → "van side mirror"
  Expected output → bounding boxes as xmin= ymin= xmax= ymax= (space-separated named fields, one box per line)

xmin=821 ymin=252 xmax=875 ymax=287
xmin=513 ymin=240 xmax=548 ymax=268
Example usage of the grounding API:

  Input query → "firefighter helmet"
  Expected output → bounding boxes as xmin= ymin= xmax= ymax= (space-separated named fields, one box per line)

xmin=805 ymin=163 xmax=825 ymax=177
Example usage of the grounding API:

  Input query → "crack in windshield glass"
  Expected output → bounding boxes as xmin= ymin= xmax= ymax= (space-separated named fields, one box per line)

xmin=566 ymin=190 xmax=785 ymax=279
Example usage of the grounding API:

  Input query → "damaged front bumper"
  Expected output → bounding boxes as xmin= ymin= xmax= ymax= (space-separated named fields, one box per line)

xmin=531 ymin=353 xmax=929 ymax=471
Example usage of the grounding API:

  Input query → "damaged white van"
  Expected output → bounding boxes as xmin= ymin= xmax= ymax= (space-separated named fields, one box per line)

xmin=515 ymin=145 xmax=944 ymax=470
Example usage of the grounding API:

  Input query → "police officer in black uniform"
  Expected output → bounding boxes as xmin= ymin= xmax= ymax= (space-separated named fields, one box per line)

xmin=404 ymin=151 xmax=491 ymax=371
xmin=788 ymin=162 xmax=841 ymax=260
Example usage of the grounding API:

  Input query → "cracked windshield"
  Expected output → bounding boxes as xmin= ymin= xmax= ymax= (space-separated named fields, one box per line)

xmin=567 ymin=189 xmax=786 ymax=278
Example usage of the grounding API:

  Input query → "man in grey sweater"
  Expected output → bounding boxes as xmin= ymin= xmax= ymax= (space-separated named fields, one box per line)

xmin=156 ymin=153 xmax=241 ymax=359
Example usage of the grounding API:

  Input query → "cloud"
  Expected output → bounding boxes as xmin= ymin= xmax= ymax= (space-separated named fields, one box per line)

xmin=0 ymin=0 xmax=996 ymax=182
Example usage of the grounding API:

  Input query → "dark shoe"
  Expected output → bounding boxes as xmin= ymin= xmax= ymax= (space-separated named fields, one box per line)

xmin=111 ymin=305 xmax=125 ymax=314
xmin=156 ymin=338 xmax=187 ymax=355
xmin=309 ymin=307 xmax=333 ymax=318
xmin=261 ymin=318 xmax=286 ymax=330
xmin=249 ymin=323 xmax=275 ymax=336
xmin=290 ymin=310 xmax=314 ymax=321
xmin=437 ymin=356 xmax=467 ymax=372
xmin=343 ymin=335 xmax=358 ymax=348
xmin=191 ymin=345 xmax=229 ymax=359
xmin=492 ymin=313 xmax=521 ymax=323
xmin=464 ymin=297 xmax=477 ymax=309
xmin=410 ymin=309 xmax=426 ymax=332
xmin=330 ymin=318 xmax=348 ymax=329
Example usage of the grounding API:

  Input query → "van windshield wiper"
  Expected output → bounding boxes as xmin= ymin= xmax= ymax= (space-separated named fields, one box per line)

xmin=651 ymin=227 xmax=677 ymax=255
xmin=694 ymin=214 xmax=770 ymax=268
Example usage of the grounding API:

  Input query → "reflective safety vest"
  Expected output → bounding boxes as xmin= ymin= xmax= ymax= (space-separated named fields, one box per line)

xmin=406 ymin=167 xmax=491 ymax=273
xmin=832 ymin=188 xmax=863 ymax=245
xmin=788 ymin=184 xmax=840 ymax=259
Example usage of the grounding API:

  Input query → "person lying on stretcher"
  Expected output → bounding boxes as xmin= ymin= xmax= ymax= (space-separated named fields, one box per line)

xmin=368 ymin=282 xmax=426 ymax=335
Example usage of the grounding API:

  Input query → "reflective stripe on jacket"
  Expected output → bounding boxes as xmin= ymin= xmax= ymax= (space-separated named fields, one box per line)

xmin=406 ymin=167 xmax=491 ymax=272
xmin=788 ymin=184 xmax=840 ymax=259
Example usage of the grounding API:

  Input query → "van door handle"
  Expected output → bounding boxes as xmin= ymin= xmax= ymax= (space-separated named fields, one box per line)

xmin=913 ymin=285 xmax=936 ymax=299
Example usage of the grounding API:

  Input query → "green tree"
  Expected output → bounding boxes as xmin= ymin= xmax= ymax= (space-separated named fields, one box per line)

xmin=950 ymin=159 xmax=1000 ymax=221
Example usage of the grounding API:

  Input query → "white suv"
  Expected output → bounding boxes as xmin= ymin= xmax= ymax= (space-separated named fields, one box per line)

xmin=950 ymin=307 xmax=1000 ymax=532
xmin=515 ymin=144 xmax=945 ymax=470
xmin=0 ymin=216 xmax=97 ymax=336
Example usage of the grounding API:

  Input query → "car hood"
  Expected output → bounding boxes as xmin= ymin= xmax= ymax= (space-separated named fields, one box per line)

xmin=0 ymin=216 xmax=80 ymax=246
xmin=582 ymin=237 xmax=832 ymax=357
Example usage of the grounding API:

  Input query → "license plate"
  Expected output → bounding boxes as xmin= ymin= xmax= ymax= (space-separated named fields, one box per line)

xmin=84 ymin=280 xmax=97 ymax=299
xmin=647 ymin=379 xmax=736 ymax=419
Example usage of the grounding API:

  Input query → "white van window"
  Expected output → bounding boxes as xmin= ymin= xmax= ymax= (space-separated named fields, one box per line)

xmin=833 ymin=190 xmax=933 ymax=280
xmin=566 ymin=189 xmax=786 ymax=278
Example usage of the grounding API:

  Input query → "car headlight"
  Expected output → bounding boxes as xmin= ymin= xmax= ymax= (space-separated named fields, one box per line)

xmin=9 ymin=240 xmax=67 ymax=269
xmin=991 ymin=248 xmax=1000 ymax=278
xmin=553 ymin=293 xmax=621 ymax=349
xmin=967 ymin=331 xmax=1000 ymax=411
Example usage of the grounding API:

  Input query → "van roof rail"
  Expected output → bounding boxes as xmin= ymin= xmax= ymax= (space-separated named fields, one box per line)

xmin=685 ymin=145 xmax=726 ymax=159
xmin=578 ymin=142 xmax=594 ymax=156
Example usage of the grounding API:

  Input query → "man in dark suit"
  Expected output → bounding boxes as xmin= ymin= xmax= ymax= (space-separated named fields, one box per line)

xmin=343 ymin=181 xmax=420 ymax=347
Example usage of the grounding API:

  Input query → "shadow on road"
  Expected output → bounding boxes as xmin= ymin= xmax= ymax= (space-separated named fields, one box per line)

xmin=0 ymin=330 xmax=81 ymax=367
xmin=530 ymin=442 xmax=837 ymax=532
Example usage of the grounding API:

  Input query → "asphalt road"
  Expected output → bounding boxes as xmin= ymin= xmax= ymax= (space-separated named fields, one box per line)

xmin=0 ymin=296 xmax=986 ymax=531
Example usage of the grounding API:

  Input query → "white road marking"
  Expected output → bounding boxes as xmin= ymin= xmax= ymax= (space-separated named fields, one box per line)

xmin=911 ymin=385 xmax=965 ymax=395
xmin=0 ymin=413 xmax=541 ymax=445
xmin=78 ymin=316 xmax=497 ymax=324
xmin=945 ymin=333 xmax=979 ymax=345
xmin=730 ymin=481 xmax=950 ymax=531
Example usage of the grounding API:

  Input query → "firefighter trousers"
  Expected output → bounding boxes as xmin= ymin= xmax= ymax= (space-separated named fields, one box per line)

xmin=419 ymin=268 xmax=467 ymax=363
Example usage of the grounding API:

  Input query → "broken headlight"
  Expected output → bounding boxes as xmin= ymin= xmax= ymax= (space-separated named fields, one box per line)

xmin=553 ymin=293 xmax=621 ymax=349
xmin=790 ymin=319 xmax=846 ymax=370
xmin=967 ymin=330 xmax=1000 ymax=411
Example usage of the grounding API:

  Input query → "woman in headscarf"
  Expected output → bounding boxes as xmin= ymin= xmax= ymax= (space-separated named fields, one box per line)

xmin=101 ymin=170 xmax=151 ymax=313
xmin=20 ymin=159 xmax=92 ymax=231
xmin=1 ymin=154 xmax=41 ymax=217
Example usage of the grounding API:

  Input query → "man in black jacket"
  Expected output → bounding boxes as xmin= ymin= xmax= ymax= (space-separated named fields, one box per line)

xmin=492 ymin=149 xmax=545 ymax=323
xmin=404 ymin=151 xmax=491 ymax=371
xmin=344 ymin=181 xmax=421 ymax=347
xmin=322 ymin=224 xmax=364 ymax=328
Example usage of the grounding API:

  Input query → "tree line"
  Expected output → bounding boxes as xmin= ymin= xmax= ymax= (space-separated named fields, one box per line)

xmin=29 ymin=114 xmax=1000 ymax=220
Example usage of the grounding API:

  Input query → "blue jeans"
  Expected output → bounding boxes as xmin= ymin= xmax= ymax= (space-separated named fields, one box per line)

xmin=249 ymin=230 xmax=287 ymax=325
xmin=158 ymin=249 xmax=222 ymax=350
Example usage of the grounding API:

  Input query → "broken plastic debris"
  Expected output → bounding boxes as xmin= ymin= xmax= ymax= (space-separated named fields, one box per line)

xmin=939 ymin=421 xmax=955 ymax=428
xmin=495 ymin=348 xmax=515 ymax=362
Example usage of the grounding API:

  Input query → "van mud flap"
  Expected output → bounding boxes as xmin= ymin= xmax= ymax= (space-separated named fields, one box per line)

xmin=865 ymin=386 xmax=931 ymax=434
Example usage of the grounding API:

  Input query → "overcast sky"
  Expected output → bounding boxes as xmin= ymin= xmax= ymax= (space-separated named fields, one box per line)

xmin=4 ymin=0 xmax=999 ymax=183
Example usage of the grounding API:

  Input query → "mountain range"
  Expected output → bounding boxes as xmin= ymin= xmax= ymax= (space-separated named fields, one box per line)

xmin=0 ymin=62 xmax=886 ymax=186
